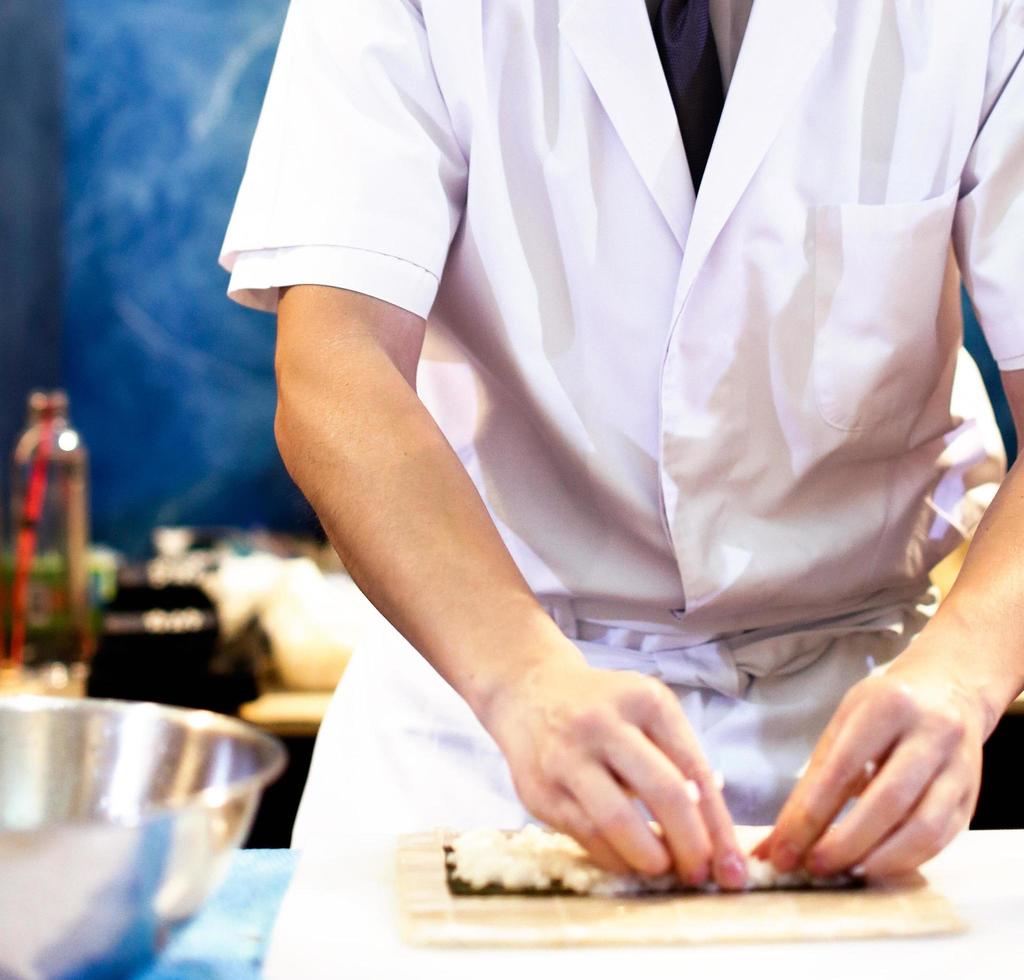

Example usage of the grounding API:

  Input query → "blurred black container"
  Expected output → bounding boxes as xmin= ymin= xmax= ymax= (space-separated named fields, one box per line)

xmin=87 ymin=560 xmax=262 ymax=715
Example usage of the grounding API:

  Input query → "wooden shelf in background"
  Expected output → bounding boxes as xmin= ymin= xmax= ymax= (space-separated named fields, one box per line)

xmin=239 ymin=690 xmax=333 ymax=738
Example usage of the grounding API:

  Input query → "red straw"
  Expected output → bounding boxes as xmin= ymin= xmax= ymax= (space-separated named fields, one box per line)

xmin=8 ymin=412 xmax=55 ymax=668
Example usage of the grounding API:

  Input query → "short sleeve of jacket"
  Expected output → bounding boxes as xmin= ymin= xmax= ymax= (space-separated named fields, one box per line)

xmin=953 ymin=0 xmax=1024 ymax=370
xmin=219 ymin=0 xmax=467 ymax=319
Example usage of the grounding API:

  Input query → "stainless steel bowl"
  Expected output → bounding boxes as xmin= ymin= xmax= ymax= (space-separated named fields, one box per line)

xmin=0 ymin=695 xmax=287 ymax=979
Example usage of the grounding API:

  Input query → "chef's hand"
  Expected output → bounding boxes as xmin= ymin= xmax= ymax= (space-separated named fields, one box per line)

xmin=481 ymin=656 xmax=748 ymax=889
xmin=758 ymin=644 xmax=987 ymax=879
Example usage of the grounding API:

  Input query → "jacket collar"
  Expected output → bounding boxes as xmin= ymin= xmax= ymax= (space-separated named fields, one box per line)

xmin=560 ymin=0 xmax=836 ymax=297
xmin=560 ymin=0 xmax=694 ymax=251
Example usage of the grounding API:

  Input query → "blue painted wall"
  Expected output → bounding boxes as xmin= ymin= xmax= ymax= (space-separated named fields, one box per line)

xmin=63 ymin=0 xmax=313 ymax=554
xmin=0 ymin=0 xmax=64 ymax=505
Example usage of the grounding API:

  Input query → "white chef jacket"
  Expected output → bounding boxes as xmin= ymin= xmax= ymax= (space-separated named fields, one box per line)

xmin=222 ymin=0 xmax=1019 ymax=646
xmin=221 ymin=0 xmax=1024 ymax=841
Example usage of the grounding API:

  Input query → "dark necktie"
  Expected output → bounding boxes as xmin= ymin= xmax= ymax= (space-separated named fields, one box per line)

xmin=652 ymin=0 xmax=726 ymax=193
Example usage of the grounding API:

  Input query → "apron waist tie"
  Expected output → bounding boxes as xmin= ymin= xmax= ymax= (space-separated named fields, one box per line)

xmin=542 ymin=595 xmax=747 ymax=698
xmin=538 ymin=591 xmax=937 ymax=701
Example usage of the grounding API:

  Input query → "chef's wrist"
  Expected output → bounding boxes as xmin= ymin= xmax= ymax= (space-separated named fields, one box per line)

xmin=458 ymin=609 xmax=585 ymax=731
xmin=894 ymin=603 xmax=1021 ymax=738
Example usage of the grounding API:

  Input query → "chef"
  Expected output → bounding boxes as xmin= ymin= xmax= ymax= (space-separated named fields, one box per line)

xmin=221 ymin=0 xmax=1024 ymax=889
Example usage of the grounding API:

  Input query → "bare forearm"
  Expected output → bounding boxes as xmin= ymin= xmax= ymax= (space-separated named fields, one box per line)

xmin=273 ymin=288 xmax=743 ymax=884
xmin=274 ymin=286 xmax=578 ymax=718
xmin=921 ymin=452 xmax=1024 ymax=731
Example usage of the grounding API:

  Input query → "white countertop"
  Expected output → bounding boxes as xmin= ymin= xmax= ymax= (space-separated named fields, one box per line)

xmin=265 ymin=830 xmax=1024 ymax=979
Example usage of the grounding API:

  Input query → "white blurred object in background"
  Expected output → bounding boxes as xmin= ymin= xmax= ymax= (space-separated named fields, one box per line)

xmin=204 ymin=555 xmax=380 ymax=691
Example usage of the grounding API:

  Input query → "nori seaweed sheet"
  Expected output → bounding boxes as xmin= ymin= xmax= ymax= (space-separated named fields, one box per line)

xmin=443 ymin=845 xmax=864 ymax=897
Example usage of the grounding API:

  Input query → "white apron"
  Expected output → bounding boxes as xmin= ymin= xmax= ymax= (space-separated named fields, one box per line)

xmin=292 ymin=592 xmax=935 ymax=847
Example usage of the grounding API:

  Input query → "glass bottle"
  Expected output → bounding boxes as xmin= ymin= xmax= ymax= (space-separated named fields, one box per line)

xmin=7 ymin=390 xmax=91 ymax=695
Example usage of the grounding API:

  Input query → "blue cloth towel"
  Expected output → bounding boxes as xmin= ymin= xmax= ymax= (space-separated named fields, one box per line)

xmin=139 ymin=850 xmax=298 ymax=980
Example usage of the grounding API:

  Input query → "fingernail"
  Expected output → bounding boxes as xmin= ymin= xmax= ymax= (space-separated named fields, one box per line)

xmin=851 ymin=864 xmax=867 ymax=878
xmin=718 ymin=851 xmax=748 ymax=890
xmin=772 ymin=841 xmax=801 ymax=872
xmin=712 ymin=771 xmax=726 ymax=791
xmin=683 ymin=779 xmax=702 ymax=805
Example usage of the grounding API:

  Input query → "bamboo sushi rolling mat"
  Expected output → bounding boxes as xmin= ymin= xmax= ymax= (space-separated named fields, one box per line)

xmin=395 ymin=830 xmax=964 ymax=947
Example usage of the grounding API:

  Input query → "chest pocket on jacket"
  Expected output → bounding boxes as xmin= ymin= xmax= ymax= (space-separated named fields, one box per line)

xmin=811 ymin=182 xmax=960 ymax=432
